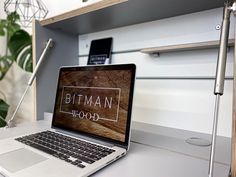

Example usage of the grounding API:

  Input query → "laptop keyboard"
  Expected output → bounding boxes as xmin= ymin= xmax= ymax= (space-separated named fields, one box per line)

xmin=15 ymin=131 xmax=116 ymax=168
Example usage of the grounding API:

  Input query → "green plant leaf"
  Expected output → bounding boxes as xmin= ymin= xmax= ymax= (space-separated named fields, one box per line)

xmin=7 ymin=24 xmax=20 ymax=38
xmin=7 ymin=11 xmax=20 ymax=23
xmin=0 ymin=20 xmax=6 ymax=36
xmin=0 ymin=12 xmax=20 ymax=40
xmin=8 ymin=29 xmax=32 ymax=72
xmin=17 ymin=45 xmax=32 ymax=72
xmin=0 ymin=20 xmax=7 ymax=29
xmin=0 ymin=99 xmax=9 ymax=127
xmin=0 ymin=56 xmax=13 ymax=80
xmin=0 ymin=24 xmax=5 ymax=36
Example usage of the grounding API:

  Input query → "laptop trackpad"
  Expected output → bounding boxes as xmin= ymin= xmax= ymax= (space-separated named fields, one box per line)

xmin=0 ymin=148 xmax=47 ymax=173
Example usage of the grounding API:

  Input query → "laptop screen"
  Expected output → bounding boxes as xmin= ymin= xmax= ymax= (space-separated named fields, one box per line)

xmin=52 ymin=64 xmax=136 ymax=147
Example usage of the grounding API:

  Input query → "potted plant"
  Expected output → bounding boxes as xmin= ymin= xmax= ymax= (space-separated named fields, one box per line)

xmin=0 ymin=12 xmax=32 ymax=127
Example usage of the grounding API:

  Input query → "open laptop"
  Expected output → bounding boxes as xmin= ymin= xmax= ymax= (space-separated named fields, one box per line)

xmin=0 ymin=64 xmax=136 ymax=177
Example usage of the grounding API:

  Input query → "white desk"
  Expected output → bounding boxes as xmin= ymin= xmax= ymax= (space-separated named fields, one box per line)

xmin=0 ymin=120 xmax=231 ymax=177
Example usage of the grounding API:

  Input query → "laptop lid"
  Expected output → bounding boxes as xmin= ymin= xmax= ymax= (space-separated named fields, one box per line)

xmin=51 ymin=64 xmax=136 ymax=150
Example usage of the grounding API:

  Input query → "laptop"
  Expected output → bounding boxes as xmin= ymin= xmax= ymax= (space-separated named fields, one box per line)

xmin=0 ymin=64 xmax=136 ymax=177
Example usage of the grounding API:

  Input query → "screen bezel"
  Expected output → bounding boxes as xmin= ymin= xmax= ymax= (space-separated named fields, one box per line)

xmin=51 ymin=64 xmax=136 ymax=149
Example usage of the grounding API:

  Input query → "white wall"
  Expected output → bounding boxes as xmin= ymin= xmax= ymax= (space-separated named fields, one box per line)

xmin=79 ymin=8 xmax=234 ymax=138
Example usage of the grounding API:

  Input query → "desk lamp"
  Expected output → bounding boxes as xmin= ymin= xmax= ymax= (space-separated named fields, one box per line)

xmin=209 ymin=1 xmax=235 ymax=177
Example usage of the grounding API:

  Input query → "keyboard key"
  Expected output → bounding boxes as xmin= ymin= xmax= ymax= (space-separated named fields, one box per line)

xmin=77 ymin=164 xmax=85 ymax=168
xmin=75 ymin=160 xmax=82 ymax=163
xmin=28 ymin=143 xmax=57 ymax=155
xmin=77 ymin=155 xmax=95 ymax=164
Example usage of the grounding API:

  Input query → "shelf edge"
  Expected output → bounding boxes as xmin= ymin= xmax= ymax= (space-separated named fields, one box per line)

xmin=140 ymin=39 xmax=235 ymax=54
xmin=40 ymin=0 xmax=128 ymax=26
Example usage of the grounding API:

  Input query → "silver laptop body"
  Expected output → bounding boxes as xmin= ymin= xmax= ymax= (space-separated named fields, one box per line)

xmin=0 ymin=64 xmax=136 ymax=177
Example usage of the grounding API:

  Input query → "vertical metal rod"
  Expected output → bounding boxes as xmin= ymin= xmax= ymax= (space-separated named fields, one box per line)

xmin=208 ymin=95 xmax=221 ymax=177
xmin=28 ymin=38 xmax=53 ymax=86
xmin=209 ymin=2 xmax=232 ymax=177
xmin=214 ymin=3 xmax=231 ymax=95
xmin=230 ymin=2 xmax=236 ymax=177
xmin=6 ymin=85 xmax=30 ymax=128
xmin=5 ymin=38 xmax=53 ymax=128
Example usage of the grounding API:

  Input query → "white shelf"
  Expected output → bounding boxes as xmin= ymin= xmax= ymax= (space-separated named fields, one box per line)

xmin=40 ymin=0 xmax=225 ymax=35
xmin=140 ymin=39 xmax=235 ymax=55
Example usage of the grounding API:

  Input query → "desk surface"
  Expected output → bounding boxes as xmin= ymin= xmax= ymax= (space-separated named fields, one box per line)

xmin=0 ymin=120 xmax=230 ymax=177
